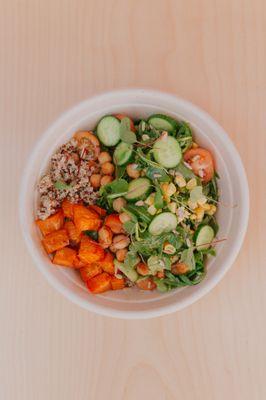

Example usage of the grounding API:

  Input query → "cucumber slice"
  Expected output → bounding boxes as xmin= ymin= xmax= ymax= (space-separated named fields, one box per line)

xmin=194 ymin=225 xmax=215 ymax=249
xmin=96 ymin=116 xmax=121 ymax=146
xmin=113 ymin=142 xmax=133 ymax=165
xmin=153 ymin=136 xmax=182 ymax=168
xmin=125 ymin=178 xmax=151 ymax=201
xmin=148 ymin=212 xmax=177 ymax=236
xmin=148 ymin=114 xmax=178 ymax=132
xmin=114 ymin=260 xmax=138 ymax=282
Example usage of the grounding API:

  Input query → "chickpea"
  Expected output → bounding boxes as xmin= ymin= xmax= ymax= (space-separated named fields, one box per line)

xmin=171 ymin=262 xmax=189 ymax=275
xmin=126 ymin=163 xmax=141 ymax=179
xmin=113 ymin=197 xmax=127 ymax=213
xmin=90 ymin=174 xmax=101 ymax=189
xmin=98 ymin=226 xmax=113 ymax=249
xmin=136 ymin=277 xmax=157 ymax=291
xmin=74 ymin=131 xmax=100 ymax=147
xmin=112 ymin=234 xmax=130 ymax=250
xmin=101 ymin=162 xmax=115 ymax=175
xmin=116 ymin=248 xmax=128 ymax=262
xmin=136 ymin=262 xmax=150 ymax=276
xmin=100 ymin=175 xmax=113 ymax=186
xmin=156 ymin=271 xmax=165 ymax=279
xmin=119 ymin=212 xmax=131 ymax=224
xmin=109 ymin=244 xmax=117 ymax=253
xmin=98 ymin=151 xmax=112 ymax=164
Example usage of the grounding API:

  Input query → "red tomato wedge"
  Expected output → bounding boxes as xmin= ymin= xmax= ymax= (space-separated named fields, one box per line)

xmin=183 ymin=148 xmax=214 ymax=183
xmin=114 ymin=114 xmax=136 ymax=132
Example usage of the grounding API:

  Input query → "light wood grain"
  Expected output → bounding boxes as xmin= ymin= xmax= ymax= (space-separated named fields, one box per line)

xmin=1 ymin=0 xmax=265 ymax=399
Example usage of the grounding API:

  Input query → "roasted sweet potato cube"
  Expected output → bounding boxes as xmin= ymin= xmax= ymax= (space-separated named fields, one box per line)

xmin=73 ymin=204 xmax=101 ymax=233
xmin=87 ymin=204 xmax=107 ymax=217
xmin=78 ymin=236 xmax=105 ymax=264
xmin=80 ymin=264 xmax=102 ymax=282
xmin=64 ymin=221 xmax=81 ymax=245
xmin=100 ymin=251 xmax=115 ymax=275
xmin=36 ymin=211 xmax=64 ymax=236
xmin=111 ymin=276 xmax=126 ymax=290
xmin=87 ymin=272 xmax=111 ymax=294
xmin=53 ymin=247 xmax=78 ymax=267
xmin=42 ymin=229 xmax=69 ymax=254
xmin=73 ymin=256 xmax=87 ymax=268
xmin=62 ymin=199 xmax=74 ymax=219
xmin=104 ymin=214 xmax=123 ymax=234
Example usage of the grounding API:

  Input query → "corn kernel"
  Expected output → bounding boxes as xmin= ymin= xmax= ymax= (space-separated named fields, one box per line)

xmin=166 ymin=182 xmax=177 ymax=196
xmin=206 ymin=204 xmax=217 ymax=215
xmin=190 ymin=214 xmax=197 ymax=220
xmin=201 ymin=203 xmax=211 ymax=211
xmin=175 ymin=175 xmax=186 ymax=188
xmin=197 ymin=196 xmax=207 ymax=206
xmin=192 ymin=142 xmax=199 ymax=148
xmin=188 ymin=200 xmax=197 ymax=210
xmin=168 ymin=202 xmax=177 ymax=214
xmin=194 ymin=206 xmax=204 ymax=222
xmin=145 ymin=193 xmax=155 ymax=206
xmin=186 ymin=178 xmax=197 ymax=190
xmin=147 ymin=205 xmax=157 ymax=215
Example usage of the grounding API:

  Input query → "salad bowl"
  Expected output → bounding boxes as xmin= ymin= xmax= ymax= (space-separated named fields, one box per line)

xmin=19 ymin=89 xmax=249 ymax=319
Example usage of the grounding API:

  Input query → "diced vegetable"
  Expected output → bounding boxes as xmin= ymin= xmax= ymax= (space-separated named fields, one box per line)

xmin=99 ymin=252 xmax=115 ymax=275
xmin=42 ymin=229 xmax=69 ymax=254
xmin=87 ymin=272 xmax=112 ymax=294
xmin=125 ymin=178 xmax=151 ymax=201
xmin=73 ymin=204 xmax=102 ymax=233
xmin=53 ymin=247 xmax=78 ymax=267
xmin=136 ymin=277 xmax=157 ymax=290
xmin=96 ymin=116 xmax=121 ymax=146
xmin=111 ymin=276 xmax=126 ymax=290
xmin=62 ymin=199 xmax=74 ymax=219
xmin=87 ymin=204 xmax=107 ymax=217
xmin=80 ymin=264 xmax=102 ymax=281
xmin=64 ymin=221 xmax=81 ymax=245
xmin=148 ymin=114 xmax=178 ymax=132
xmin=148 ymin=212 xmax=177 ymax=236
xmin=153 ymin=136 xmax=182 ymax=168
xmin=78 ymin=236 xmax=105 ymax=264
xmin=104 ymin=214 xmax=124 ymax=234
xmin=36 ymin=210 xmax=64 ymax=236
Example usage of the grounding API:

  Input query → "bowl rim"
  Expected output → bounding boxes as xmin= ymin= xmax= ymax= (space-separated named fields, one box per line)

xmin=19 ymin=88 xmax=250 ymax=319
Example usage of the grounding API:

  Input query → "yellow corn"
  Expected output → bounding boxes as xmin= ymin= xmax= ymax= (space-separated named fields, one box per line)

xmin=188 ymin=199 xmax=197 ymax=210
xmin=168 ymin=202 xmax=177 ymax=214
xmin=175 ymin=175 xmax=186 ymax=188
xmin=194 ymin=206 xmax=204 ymax=222
xmin=145 ymin=193 xmax=155 ymax=206
xmin=201 ymin=203 xmax=211 ymax=211
xmin=206 ymin=204 xmax=217 ymax=215
xmin=192 ymin=142 xmax=199 ymax=148
xmin=197 ymin=196 xmax=207 ymax=206
xmin=186 ymin=178 xmax=197 ymax=190
xmin=166 ymin=182 xmax=177 ymax=197
xmin=190 ymin=214 xmax=197 ymax=220
xmin=147 ymin=205 xmax=157 ymax=215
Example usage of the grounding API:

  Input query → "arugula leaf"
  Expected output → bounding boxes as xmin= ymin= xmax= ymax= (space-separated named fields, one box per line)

xmin=180 ymin=247 xmax=196 ymax=271
xmin=176 ymin=121 xmax=193 ymax=152
xmin=84 ymin=230 xmax=98 ymax=240
xmin=123 ymin=220 xmax=137 ymax=234
xmin=175 ymin=162 xmax=196 ymax=180
xmin=125 ymin=204 xmax=152 ymax=224
xmin=145 ymin=166 xmax=170 ymax=182
xmin=120 ymin=118 xmax=137 ymax=144
xmin=153 ymin=278 xmax=169 ymax=292
xmin=154 ymin=187 xmax=164 ymax=209
xmin=124 ymin=250 xmax=140 ymax=269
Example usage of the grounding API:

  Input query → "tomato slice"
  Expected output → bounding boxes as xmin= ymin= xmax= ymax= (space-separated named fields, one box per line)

xmin=183 ymin=148 xmax=214 ymax=183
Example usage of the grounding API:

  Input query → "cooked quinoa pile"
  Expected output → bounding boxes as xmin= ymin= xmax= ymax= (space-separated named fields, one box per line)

xmin=37 ymin=138 xmax=100 ymax=220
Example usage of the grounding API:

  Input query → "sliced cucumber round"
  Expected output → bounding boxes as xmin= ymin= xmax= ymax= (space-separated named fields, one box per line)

xmin=148 ymin=114 xmax=178 ymax=132
xmin=114 ymin=260 xmax=138 ymax=282
xmin=125 ymin=178 xmax=151 ymax=201
xmin=113 ymin=142 xmax=133 ymax=165
xmin=153 ymin=136 xmax=182 ymax=168
xmin=96 ymin=116 xmax=121 ymax=146
xmin=194 ymin=225 xmax=215 ymax=249
xmin=148 ymin=212 xmax=177 ymax=236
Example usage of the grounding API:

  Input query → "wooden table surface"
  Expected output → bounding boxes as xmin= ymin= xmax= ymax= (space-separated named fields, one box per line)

xmin=1 ymin=1 xmax=265 ymax=399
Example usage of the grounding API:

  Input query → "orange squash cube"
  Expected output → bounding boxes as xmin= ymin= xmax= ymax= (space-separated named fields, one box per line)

xmin=73 ymin=256 xmax=87 ymax=268
xmin=42 ymin=229 xmax=69 ymax=254
xmin=64 ymin=221 xmax=81 ymax=245
xmin=104 ymin=214 xmax=123 ymax=234
xmin=111 ymin=276 xmax=126 ymax=290
xmin=36 ymin=210 xmax=64 ymax=236
xmin=80 ymin=264 xmax=102 ymax=282
xmin=87 ymin=204 xmax=107 ymax=217
xmin=53 ymin=247 xmax=78 ymax=267
xmin=100 ymin=251 xmax=115 ymax=275
xmin=78 ymin=236 xmax=105 ymax=264
xmin=73 ymin=204 xmax=101 ymax=233
xmin=62 ymin=199 xmax=74 ymax=219
xmin=87 ymin=272 xmax=111 ymax=294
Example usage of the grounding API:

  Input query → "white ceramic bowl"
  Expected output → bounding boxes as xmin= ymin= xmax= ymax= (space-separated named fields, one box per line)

xmin=19 ymin=89 xmax=249 ymax=319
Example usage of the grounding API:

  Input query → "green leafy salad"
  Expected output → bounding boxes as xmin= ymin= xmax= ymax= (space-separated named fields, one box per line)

xmin=96 ymin=113 xmax=219 ymax=292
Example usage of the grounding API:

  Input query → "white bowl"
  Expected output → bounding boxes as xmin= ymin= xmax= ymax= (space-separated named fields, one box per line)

xmin=19 ymin=89 xmax=249 ymax=319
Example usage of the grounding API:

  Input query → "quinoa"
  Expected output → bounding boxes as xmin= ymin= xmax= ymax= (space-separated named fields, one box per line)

xmin=37 ymin=138 xmax=100 ymax=220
